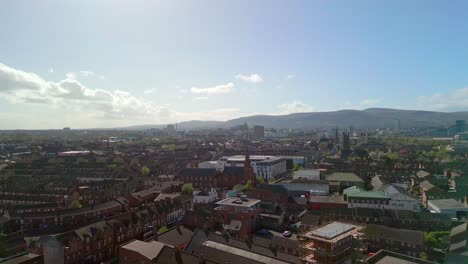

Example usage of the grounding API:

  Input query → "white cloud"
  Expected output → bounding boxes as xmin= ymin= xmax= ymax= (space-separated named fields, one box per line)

xmin=175 ymin=108 xmax=241 ymax=121
xmin=417 ymin=88 xmax=468 ymax=111
xmin=143 ymin=88 xmax=156 ymax=94
xmin=193 ymin=96 xmax=209 ymax=100
xmin=277 ymin=100 xmax=315 ymax=114
xmin=66 ymin=72 xmax=77 ymax=79
xmin=286 ymin=74 xmax=295 ymax=80
xmin=235 ymin=73 xmax=263 ymax=83
xmin=190 ymin=82 xmax=234 ymax=94
xmin=48 ymin=67 xmax=54 ymax=73
xmin=79 ymin=70 xmax=105 ymax=80
xmin=359 ymin=98 xmax=382 ymax=108
xmin=0 ymin=63 xmax=168 ymax=122
xmin=66 ymin=70 xmax=104 ymax=80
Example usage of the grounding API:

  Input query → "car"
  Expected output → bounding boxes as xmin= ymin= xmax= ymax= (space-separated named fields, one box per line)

xmin=257 ymin=229 xmax=270 ymax=236
xmin=282 ymin=231 xmax=292 ymax=237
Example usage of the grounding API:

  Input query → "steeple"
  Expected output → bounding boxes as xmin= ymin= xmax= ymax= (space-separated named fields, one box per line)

xmin=243 ymin=148 xmax=256 ymax=187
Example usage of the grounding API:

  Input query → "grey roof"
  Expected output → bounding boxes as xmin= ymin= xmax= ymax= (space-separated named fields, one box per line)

xmin=366 ymin=250 xmax=436 ymax=264
xmin=256 ymin=184 xmax=288 ymax=194
xmin=121 ymin=240 xmax=165 ymax=260
xmin=377 ymin=184 xmax=417 ymax=201
xmin=310 ymin=222 xmax=356 ymax=239
xmin=223 ymin=220 xmax=242 ymax=231
xmin=365 ymin=224 xmax=425 ymax=246
xmin=223 ymin=167 xmax=244 ymax=178
xmin=185 ymin=229 xmax=299 ymax=264
xmin=419 ymin=180 xmax=437 ymax=191
xmin=157 ymin=226 xmax=194 ymax=247
xmin=178 ymin=168 xmax=218 ymax=177
xmin=450 ymin=223 xmax=467 ymax=238
xmin=416 ymin=170 xmax=431 ymax=178
xmin=202 ymin=240 xmax=290 ymax=264
xmin=429 ymin=199 xmax=467 ymax=210
xmin=216 ymin=197 xmax=261 ymax=208
xmin=371 ymin=175 xmax=384 ymax=190
xmin=301 ymin=213 xmax=321 ymax=226
xmin=326 ymin=172 xmax=363 ymax=182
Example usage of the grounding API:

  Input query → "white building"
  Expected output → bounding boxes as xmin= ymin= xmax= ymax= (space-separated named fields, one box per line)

xmin=376 ymin=184 xmax=421 ymax=211
xmin=293 ymin=169 xmax=320 ymax=180
xmin=198 ymin=161 xmax=224 ymax=171
xmin=345 ymin=185 xmax=421 ymax=211
xmin=428 ymin=199 xmax=468 ymax=218
xmin=219 ymin=155 xmax=287 ymax=181
xmin=193 ymin=188 xmax=218 ymax=204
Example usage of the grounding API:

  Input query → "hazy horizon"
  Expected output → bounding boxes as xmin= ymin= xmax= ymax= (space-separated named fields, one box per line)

xmin=3 ymin=1 xmax=468 ymax=129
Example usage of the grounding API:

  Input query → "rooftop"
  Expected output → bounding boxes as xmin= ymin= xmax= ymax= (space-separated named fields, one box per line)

xmin=0 ymin=253 xmax=42 ymax=264
xmin=326 ymin=172 xmax=363 ymax=182
xmin=121 ymin=240 xmax=166 ymax=260
xmin=366 ymin=250 xmax=436 ymax=264
xmin=216 ymin=197 xmax=261 ymax=208
xmin=309 ymin=222 xmax=356 ymax=239
xmin=202 ymin=240 xmax=290 ymax=264
xmin=429 ymin=199 xmax=467 ymax=210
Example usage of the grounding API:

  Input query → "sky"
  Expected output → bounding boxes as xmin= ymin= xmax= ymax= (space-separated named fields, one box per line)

xmin=2 ymin=0 xmax=468 ymax=129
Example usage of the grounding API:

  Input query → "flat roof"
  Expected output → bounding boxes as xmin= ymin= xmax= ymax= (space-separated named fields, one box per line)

xmin=429 ymin=199 xmax=467 ymax=210
xmin=221 ymin=155 xmax=282 ymax=162
xmin=0 ymin=253 xmax=42 ymax=264
xmin=376 ymin=255 xmax=425 ymax=264
xmin=309 ymin=222 xmax=356 ymax=239
xmin=326 ymin=172 xmax=364 ymax=182
xmin=121 ymin=240 xmax=166 ymax=260
xmin=202 ymin=240 xmax=290 ymax=264
xmin=216 ymin=197 xmax=261 ymax=208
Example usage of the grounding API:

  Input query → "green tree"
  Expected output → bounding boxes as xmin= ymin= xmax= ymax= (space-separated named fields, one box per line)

xmin=70 ymin=200 xmax=82 ymax=209
xmin=141 ymin=166 xmax=150 ymax=177
xmin=158 ymin=226 xmax=168 ymax=235
xmin=242 ymin=180 xmax=253 ymax=192
xmin=182 ymin=183 xmax=193 ymax=195
xmin=293 ymin=163 xmax=303 ymax=171
xmin=257 ymin=176 xmax=265 ymax=185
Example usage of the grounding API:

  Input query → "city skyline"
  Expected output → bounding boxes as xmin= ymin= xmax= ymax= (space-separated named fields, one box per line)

xmin=3 ymin=1 xmax=468 ymax=128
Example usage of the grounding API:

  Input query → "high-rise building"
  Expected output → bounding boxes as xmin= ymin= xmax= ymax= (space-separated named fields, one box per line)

xmin=393 ymin=119 xmax=401 ymax=135
xmin=252 ymin=125 xmax=265 ymax=139
xmin=456 ymin=120 xmax=466 ymax=132
xmin=300 ymin=222 xmax=363 ymax=264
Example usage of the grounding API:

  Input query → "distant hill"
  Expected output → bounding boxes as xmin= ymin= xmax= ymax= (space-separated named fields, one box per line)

xmin=120 ymin=108 xmax=468 ymax=130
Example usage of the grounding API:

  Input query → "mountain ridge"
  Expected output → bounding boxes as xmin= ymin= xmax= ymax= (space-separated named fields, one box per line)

xmin=119 ymin=108 xmax=468 ymax=130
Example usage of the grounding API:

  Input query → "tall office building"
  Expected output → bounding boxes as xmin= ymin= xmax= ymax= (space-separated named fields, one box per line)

xmin=393 ymin=119 xmax=401 ymax=135
xmin=252 ymin=125 xmax=265 ymax=139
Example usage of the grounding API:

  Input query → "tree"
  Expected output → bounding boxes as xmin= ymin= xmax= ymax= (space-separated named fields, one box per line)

xmin=141 ymin=166 xmax=150 ymax=177
xmin=242 ymin=180 xmax=253 ymax=192
xmin=158 ymin=226 xmax=168 ymax=235
xmin=70 ymin=200 xmax=83 ymax=209
xmin=293 ymin=163 xmax=303 ymax=171
xmin=182 ymin=183 xmax=193 ymax=195
xmin=257 ymin=176 xmax=265 ymax=185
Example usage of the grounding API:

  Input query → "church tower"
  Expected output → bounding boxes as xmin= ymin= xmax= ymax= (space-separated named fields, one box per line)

xmin=243 ymin=149 xmax=256 ymax=187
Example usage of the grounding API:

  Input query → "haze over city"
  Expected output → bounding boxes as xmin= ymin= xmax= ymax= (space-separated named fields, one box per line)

xmin=3 ymin=1 xmax=468 ymax=129
xmin=2 ymin=2 xmax=468 ymax=264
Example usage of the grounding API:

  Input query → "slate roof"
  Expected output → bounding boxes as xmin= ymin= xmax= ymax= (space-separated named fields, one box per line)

xmin=185 ymin=229 xmax=299 ymax=263
xmin=157 ymin=226 xmax=194 ymax=247
xmin=256 ymin=183 xmax=289 ymax=193
xmin=326 ymin=172 xmax=363 ymax=182
xmin=121 ymin=240 xmax=165 ymax=260
xmin=201 ymin=240 xmax=291 ymax=264
xmin=365 ymin=224 xmax=424 ymax=246
xmin=377 ymin=184 xmax=417 ymax=201
xmin=301 ymin=213 xmax=321 ymax=226
xmin=222 ymin=167 xmax=244 ymax=178
xmin=178 ymin=168 xmax=218 ymax=177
